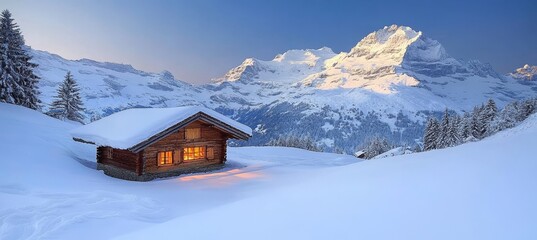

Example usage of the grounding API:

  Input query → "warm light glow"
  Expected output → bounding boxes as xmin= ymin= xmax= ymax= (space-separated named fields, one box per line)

xmin=183 ymin=146 xmax=205 ymax=161
xmin=158 ymin=151 xmax=173 ymax=165
xmin=177 ymin=167 xmax=265 ymax=187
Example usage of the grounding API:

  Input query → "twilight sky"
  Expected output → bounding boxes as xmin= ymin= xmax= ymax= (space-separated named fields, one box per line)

xmin=3 ymin=0 xmax=536 ymax=84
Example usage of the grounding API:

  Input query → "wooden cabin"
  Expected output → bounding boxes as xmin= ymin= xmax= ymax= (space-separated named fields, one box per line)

xmin=71 ymin=106 xmax=252 ymax=181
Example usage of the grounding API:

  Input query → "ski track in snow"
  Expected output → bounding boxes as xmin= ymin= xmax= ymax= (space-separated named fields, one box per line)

xmin=0 ymin=188 xmax=168 ymax=240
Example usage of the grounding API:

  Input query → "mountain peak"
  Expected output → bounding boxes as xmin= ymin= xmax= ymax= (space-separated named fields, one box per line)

xmin=214 ymin=58 xmax=261 ymax=83
xmin=375 ymin=25 xmax=421 ymax=44
xmin=511 ymin=64 xmax=537 ymax=81
xmin=160 ymin=70 xmax=175 ymax=80
xmin=215 ymin=48 xmax=337 ymax=84
xmin=272 ymin=47 xmax=336 ymax=66
xmin=345 ymin=25 xmax=424 ymax=65
xmin=355 ymin=25 xmax=421 ymax=47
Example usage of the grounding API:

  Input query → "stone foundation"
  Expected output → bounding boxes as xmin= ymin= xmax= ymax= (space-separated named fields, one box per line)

xmin=97 ymin=163 xmax=226 ymax=181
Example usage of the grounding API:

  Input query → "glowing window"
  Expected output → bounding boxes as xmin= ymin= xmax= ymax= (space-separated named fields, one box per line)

xmin=158 ymin=151 xmax=173 ymax=166
xmin=183 ymin=146 xmax=205 ymax=161
xmin=185 ymin=128 xmax=201 ymax=139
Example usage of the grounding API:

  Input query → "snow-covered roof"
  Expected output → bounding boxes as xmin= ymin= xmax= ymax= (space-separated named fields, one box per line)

xmin=71 ymin=106 xmax=252 ymax=150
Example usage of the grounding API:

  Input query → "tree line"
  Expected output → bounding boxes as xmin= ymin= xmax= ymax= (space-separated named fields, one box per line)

xmin=266 ymin=97 xmax=537 ymax=158
xmin=0 ymin=9 xmax=84 ymax=123
xmin=0 ymin=10 xmax=40 ymax=109
xmin=423 ymin=98 xmax=537 ymax=151
xmin=266 ymin=134 xmax=323 ymax=152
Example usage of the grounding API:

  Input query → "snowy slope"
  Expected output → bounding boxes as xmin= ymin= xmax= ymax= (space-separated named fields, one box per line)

xmin=1 ymin=103 xmax=537 ymax=239
xmin=118 ymin=113 xmax=537 ymax=240
xmin=0 ymin=103 xmax=357 ymax=239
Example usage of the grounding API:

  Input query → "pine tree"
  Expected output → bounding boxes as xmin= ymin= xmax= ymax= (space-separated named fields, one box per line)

xmin=423 ymin=117 xmax=440 ymax=151
xmin=491 ymin=102 xmax=518 ymax=132
xmin=0 ymin=10 xmax=40 ymax=109
xmin=459 ymin=112 xmax=472 ymax=140
xmin=267 ymin=134 xmax=322 ymax=152
xmin=360 ymin=136 xmax=391 ymax=159
xmin=48 ymin=71 xmax=85 ymax=122
xmin=471 ymin=105 xmax=484 ymax=139
xmin=479 ymin=99 xmax=498 ymax=137
xmin=447 ymin=114 xmax=462 ymax=146
xmin=521 ymin=99 xmax=536 ymax=118
xmin=436 ymin=109 xmax=451 ymax=149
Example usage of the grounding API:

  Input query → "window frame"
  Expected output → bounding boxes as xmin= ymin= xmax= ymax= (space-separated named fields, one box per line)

xmin=183 ymin=146 xmax=206 ymax=161
xmin=157 ymin=151 xmax=174 ymax=166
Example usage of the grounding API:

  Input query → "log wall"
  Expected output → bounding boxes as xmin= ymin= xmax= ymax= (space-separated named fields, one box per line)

xmin=97 ymin=146 xmax=140 ymax=173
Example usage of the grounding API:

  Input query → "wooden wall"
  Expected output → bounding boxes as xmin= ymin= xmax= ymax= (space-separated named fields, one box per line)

xmin=142 ymin=120 xmax=228 ymax=174
xmin=97 ymin=146 xmax=141 ymax=175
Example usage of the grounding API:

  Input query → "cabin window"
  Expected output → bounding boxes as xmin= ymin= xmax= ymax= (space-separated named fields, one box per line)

xmin=183 ymin=146 xmax=205 ymax=161
xmin=207 ymin=147 xmax=215 ymax=160
xmin=185 ymin=128 xmax=201 ymax=139
xmin=158 ymin=151 xmax=173 ymax=166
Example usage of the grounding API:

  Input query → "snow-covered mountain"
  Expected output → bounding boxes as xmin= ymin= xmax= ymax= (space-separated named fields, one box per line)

xmin=209 ymin=25 xmax=537 ymax=150
xmin=32 ymin=49 xmax=205 ymax=120
xmin=510 ymin=64 xmax=537 ymax=81
xmin=31 ymin=25 xmax=537 ymax=152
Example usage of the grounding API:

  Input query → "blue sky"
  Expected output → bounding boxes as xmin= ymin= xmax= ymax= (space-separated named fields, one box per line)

xmin=4 ymin=0 xmax=536 ymax=84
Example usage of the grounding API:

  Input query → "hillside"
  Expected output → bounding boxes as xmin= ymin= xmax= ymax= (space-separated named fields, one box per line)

xmin=118 ymin=113 xmax=537 ymax=240
xmin=30 ymin=25 xmax=537 ymax=151
xmin=0 ymin=103 xmax=357 ymax=239
xmin=1 ymin=103 xmax=536 ymax=239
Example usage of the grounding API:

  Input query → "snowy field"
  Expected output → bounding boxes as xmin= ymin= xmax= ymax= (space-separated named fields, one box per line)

xmin=1 ymin=102 xmax=537 ymax=239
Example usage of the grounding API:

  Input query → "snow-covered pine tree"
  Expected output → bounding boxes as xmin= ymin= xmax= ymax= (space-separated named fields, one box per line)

xmin=267 ymin=134 xmax=322 ymax=152
xmin=0 ymin=10 xmax=40 ymax=109
xmin=360 ymin=136 xmax=391 ymax=159
xmin=436 ymin=109 xmax=451 ymax=149
xmin=48 ymin=71 xmax=85 ymax=123
xmin=491 ymin=102 xmax=519 ymax=132
xmin=90 ymin=113 xmax=102 ymax=122
xmin=508 ymin=101 xmax=526 ymax=122
xmin=459 ymin=112 xmax=472 ymax=140
xmin=471 ymin=105 xmax=484 ymax=139
xmin=413 ymin=144 xmax=422 ymax=153
xmin=423 ymin=117 xmax=440 ymax=151
xmin=447 ymin=114 xmax=462 ymax=146
xmin=479 ymin=99 xmax=498 ymax=137
xmin=521 ymin=98 xmax=536 ymax=118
